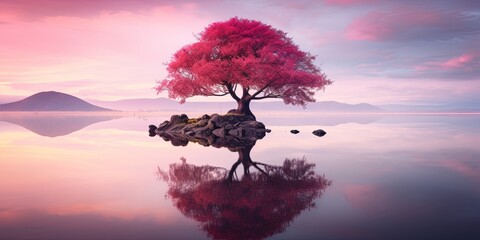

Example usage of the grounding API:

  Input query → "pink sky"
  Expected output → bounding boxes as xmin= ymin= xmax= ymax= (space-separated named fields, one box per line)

xmin=1 ymin=0 xmax=479 ymax=105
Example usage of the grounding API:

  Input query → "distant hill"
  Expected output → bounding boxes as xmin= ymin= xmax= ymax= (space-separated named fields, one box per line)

xmin=90 ymin=98 xmax=186 ymax=112
xmin=252 ymin=100 xmax=384 ymax=112
xmin=90 ymin=98 xmax=384 ymax=113
xmin=379 ymin=103 xmax=480 ymax=113
xmin=0 ymin=91 xmax=113 ymax=111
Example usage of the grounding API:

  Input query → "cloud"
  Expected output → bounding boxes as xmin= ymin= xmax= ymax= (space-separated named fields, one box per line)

xmin=440 ymin=54 xmax=476 ymax=69
xmin=324 ymin=0 xmax=376 ymax=6
xmin=414 ymin=52 xmax=480 ymax=80
xmin=343 ymin=184 xmax=390 ymax=211
xmin=345 ymin=8 xmax=480 ymax=42
xmin=416 ymin=53 xmax=477 ymax=71
xmin=0 ymin=0 xmax=192 ymax=20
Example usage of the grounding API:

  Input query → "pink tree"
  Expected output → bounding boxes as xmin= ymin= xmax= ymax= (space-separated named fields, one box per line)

xmin=156 ymin=17 xmax=332 ymax=119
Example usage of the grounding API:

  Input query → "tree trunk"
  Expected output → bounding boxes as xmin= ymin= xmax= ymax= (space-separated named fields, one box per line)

xmin=227 ymin=144 xmax=254 ymax=182
xmin=234 ymin=98 xmax=256 ymax=120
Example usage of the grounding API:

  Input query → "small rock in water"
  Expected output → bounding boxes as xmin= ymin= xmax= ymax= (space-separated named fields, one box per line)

xmin=266 ymin=129 xmax=272 ymax=133
xmin=312 ymin=129 xmax=326 ymax=137
xmin=290 ymin=129 xmax=300 ymax=134
xmin=148 ymin=125 xmax=157 ymax=137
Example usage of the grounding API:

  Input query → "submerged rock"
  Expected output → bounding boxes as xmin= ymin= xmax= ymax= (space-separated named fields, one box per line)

xmin=150 ymin=113 xmax=267 ymax=148
xmin=312 ymin=129 xmax=326 ymax=137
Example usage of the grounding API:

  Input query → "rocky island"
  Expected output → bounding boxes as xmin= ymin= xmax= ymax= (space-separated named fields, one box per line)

xmin=149 ymin=113 xmax=268 ymax=147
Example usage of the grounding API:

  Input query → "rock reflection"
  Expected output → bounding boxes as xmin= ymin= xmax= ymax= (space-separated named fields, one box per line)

xmin=157 ymin=142 xmax=331 ymax=240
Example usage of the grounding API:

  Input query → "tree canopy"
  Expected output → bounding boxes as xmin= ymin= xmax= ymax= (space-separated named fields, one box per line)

xmin=156 ymin=17 xmax=332 ymax=118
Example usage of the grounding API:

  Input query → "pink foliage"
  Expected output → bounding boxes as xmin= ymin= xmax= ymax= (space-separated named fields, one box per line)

xmin=156 ymin=17 xmax=331 ymax=108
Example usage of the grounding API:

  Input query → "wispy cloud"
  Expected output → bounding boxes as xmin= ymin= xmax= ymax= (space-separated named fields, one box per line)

xmin=345 ymin=8 xmax=480 ymax=42
xmin=324 ymin=0 xmax=376 ymax=7
xmin=413 ymin=53 xmax=480 ymax=80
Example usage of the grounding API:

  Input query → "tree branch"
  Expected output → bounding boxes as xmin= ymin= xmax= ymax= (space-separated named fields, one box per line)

xmin=224 ymin=82 xmax=240 ymax=101
xmin=251 ymin=162 xmax=268 ymax=176
xmin=252 ymin=162 xmax=274 ymax=167
xmin=252 ymin=94 xmax=282 ymax=100
xmin=251 ymin=82 xmax=272 ymax=98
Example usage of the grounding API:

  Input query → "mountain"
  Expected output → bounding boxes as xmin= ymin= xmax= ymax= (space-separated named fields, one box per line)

xmin=90 ymin=98 xmax=185 ymax=111
xmin=379 ymin=102 xmax=480 ymax=112
xmin=0 ymin=91 xmax=113 ymax=111
xmin=252 ymin=101 xmax=384 ymax=112
xmin=90 ymin=98 xmax=384 ymax=113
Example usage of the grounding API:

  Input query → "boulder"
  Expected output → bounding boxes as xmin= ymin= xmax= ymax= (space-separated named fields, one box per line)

xmin=148 ymin=125 xmax=158 ymax=137
xmin=312 ymin=129 xmax=326 ymax=137
xmin=170 ymin=114 xmax=189 ymax=125
xmin=196 ymin=119 xmax=209 ymax=127
xmin=158 ymin=120 xmax=170 ymax=130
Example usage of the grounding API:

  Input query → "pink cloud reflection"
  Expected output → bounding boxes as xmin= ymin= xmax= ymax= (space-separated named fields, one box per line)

xmin=343 ymin=184 xmax=390 ymax=212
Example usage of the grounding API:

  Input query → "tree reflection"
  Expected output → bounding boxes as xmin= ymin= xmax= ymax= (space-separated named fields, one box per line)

xmin=158 ymin=143 xmax=331 ymax=240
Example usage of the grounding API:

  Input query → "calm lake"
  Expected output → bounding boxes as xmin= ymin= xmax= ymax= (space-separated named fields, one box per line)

xmin=1 ymin=112 xmax=479 ymax=240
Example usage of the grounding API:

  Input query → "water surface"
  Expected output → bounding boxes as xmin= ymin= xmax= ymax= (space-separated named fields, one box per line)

xmin=1 ymin=112 xmax=479 ymax=239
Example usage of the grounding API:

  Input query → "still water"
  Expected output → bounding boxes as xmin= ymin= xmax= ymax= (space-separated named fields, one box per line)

xmin=0 ymin=112 xmax=479 ymax=240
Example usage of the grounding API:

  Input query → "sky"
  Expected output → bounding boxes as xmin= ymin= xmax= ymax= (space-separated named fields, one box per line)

xmin=0 ymin=0 xmax=479 ymax=105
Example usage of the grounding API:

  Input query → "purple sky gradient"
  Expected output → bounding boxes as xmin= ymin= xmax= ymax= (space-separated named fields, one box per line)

xmin=0 ymin=0 xmax=479 ymax=104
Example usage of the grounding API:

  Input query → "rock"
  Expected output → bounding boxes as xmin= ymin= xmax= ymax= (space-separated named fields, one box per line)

xmin=148 ymin=125 xmax=157 ymax=137
xmin=170 ymin=114 xmax=189 ymax=125
xmin=195 ymin=119 xmax=209 ymax=128
xmin=209 ymin=114 xmax=222 ymax=128
xmin=212 ymin=128 xmax=225 ymax=138
xmin=185 ymin=130 xmax=195 ymax=137
xmin=228 ymin=128 xmax=244 ymax=138
xmin=266 ymin=129 xmax=271 ymax=133
xmin=290 ymin=129 xmax=300 ymax=134
xmin=224 ymin=124 xmax=234 ymax=131
xmin=312 ymin=129 xmax=326 ymax=137
xmin=149 ymin=125 xmax=157 ymax=131
xmin=158 ymin=120 xmax=169 ymax=130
